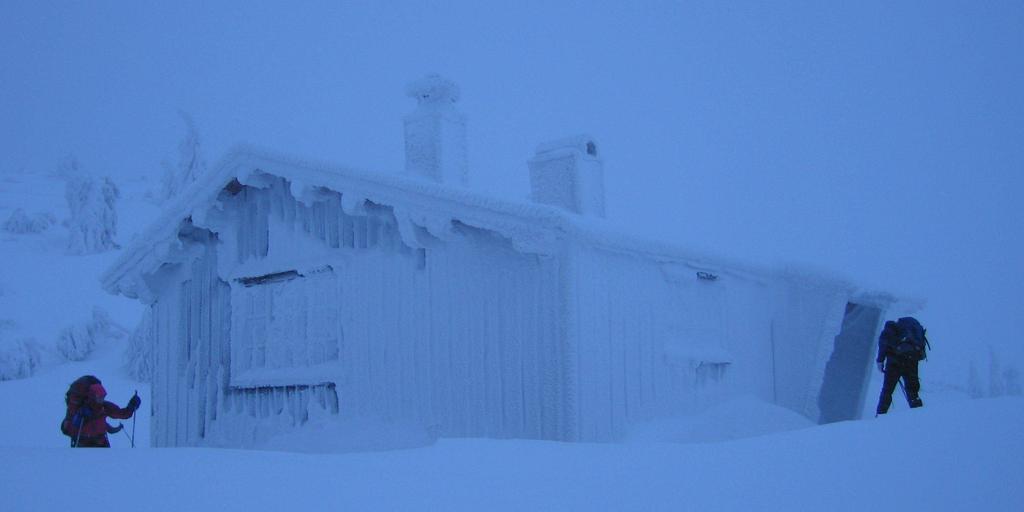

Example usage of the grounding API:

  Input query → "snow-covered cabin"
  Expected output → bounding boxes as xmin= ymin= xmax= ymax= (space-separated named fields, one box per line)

xmin=103 ymin=76 xmax=895 ymax=448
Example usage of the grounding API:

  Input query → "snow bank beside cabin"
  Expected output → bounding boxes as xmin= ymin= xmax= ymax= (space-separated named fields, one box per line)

xmin=627 ymin=394 xmax=814 ymax=444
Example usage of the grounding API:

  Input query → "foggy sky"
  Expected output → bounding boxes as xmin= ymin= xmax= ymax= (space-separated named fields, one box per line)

xmin=2 ymin=1 xmax=1022 ymax=374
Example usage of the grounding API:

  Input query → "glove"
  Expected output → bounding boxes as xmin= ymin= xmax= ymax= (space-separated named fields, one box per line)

xmin=127 ymin=394 xmax=142 ymax=411
xmin=877 ymin=361 xmax=885 ymax=373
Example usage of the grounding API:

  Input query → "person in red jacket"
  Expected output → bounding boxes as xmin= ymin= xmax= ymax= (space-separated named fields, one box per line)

xmin=62 ymin=376 xmax=141 ymax=447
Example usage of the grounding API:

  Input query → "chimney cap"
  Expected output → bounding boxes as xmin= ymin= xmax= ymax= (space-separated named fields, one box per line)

xmin=534 ymin=134 xmax=599 ymax=158
xmin=405 ymin=74 xmax=460 ymax=106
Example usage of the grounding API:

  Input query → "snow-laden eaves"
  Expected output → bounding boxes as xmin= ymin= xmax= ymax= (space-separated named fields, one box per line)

xmin=101 ymin=144 xmax=882 ymax=301
xmin=101 ymin=145 xmax=566 ymax=297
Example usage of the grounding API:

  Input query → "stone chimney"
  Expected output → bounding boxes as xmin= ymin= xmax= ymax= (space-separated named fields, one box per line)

xmin=527 ymin=135 xmax=606 ymax=217
xmin=403 ymin=74 xmax=468 ymax=186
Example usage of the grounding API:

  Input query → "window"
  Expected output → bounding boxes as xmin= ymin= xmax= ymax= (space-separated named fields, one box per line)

xmin=229 ymin=266 xmax=342 ymax=388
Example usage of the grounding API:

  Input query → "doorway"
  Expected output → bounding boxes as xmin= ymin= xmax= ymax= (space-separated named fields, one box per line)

xmin=817 ymin=302 xmax=882 ymax=423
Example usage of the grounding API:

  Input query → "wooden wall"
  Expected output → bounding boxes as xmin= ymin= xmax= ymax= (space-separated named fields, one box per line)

xmin=150 ymin=178 xmax=569 ymax=447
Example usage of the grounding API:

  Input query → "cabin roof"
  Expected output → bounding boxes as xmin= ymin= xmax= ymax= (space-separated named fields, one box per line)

xmin=102 ymin=145 xmax=881 ymax=302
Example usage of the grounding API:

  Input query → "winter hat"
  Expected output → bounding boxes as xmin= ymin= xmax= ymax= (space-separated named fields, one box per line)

xmin=88 ymin=383 xmax=107 ymax=400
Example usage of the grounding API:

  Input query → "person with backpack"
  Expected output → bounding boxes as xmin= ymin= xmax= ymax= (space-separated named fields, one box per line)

xmin=875 ymin=317 xmax=929 ymax=415
xmin=61 ymin=375 xmax=141 ymax=447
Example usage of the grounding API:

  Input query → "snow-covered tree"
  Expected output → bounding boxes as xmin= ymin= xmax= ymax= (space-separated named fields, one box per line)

xmin=0 ymin=337 xmax=42 ymax=381
xmin=160 ymin=110 xmax=206 ymax=202
xmin=56 ymin=323 xmax=95 ymax=361
xmin=56 ymin=307 xmax=125 ymax=361
xmin=65 ymin=168 xmax=120 ymax=254
xmin=124 ymin=308 xmax=154 ymax=381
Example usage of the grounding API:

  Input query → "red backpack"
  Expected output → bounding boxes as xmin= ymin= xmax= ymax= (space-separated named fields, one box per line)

xmin=60 ymin=375 xmax=101 ymax=440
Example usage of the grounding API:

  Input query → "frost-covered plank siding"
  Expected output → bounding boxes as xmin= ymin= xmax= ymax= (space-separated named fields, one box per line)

xmin=349 ymin=225 xmax=562 ymax=439
xmin=569 ymin=246 xmax=867 ymax=432
xmin=569 ymin=246 xmax=777 ymax=441
xmin=151 ymin=289 xmax=174 ymax=446
xmin=719 ymin=277 xmax=775 ymax=400
xmin=150 ymin=230 xmax=233 ymax=447
xmin=177 ymin=178 xmax=569 ymax=445
xmin=403 ymin=228 xmax=563 ymax=438
xmin=570 ymin=248 xmax=686 ymax=441
xmin=770 ymin=279 xmax=851 ymax=421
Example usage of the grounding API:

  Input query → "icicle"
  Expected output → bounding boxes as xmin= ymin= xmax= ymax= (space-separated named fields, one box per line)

xmin=392 ymin=208 xmax=434 ymax=250
xmin=237 ymin=170 xmax=276 ymax=189
xmin=340 ymin=192 xmax=367 ymax=216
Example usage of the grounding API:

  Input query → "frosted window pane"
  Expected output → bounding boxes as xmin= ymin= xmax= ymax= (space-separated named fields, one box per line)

xmin=229 ymin=268 xmax=342 ymax=388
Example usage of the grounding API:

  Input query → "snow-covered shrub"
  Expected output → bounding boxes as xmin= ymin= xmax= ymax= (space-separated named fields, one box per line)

xmin=0 ymin=337 xmax=42 ymax=381
xmin=56 ymin=307 xmax=125 ymax=361
xmin=124 ymin=308 xmax=154 ymax=381
xmin=160 ymin=110 xmax=206 ymax=202
xmin=57 ymin=324 xmax=96 ymax=361
xmin=66 ymin=173 xmax=120 ymax=254
xmin=3 ymin=208 xmax=56 ymax=234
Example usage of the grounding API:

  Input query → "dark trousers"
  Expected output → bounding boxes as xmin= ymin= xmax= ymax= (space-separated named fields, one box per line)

xmin=877 ymin=357 xmax=923 ymax=414
xmin=72 ymin=435 xmax=110 ymax=448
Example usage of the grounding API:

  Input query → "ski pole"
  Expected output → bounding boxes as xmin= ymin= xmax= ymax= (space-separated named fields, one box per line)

xmin=898 ymin=378 xmax=909 ymax=404
xmin=131 ymin=390 xmax=138 ymax=448
xmin=73 ymin=411 xmax=85 ymax=448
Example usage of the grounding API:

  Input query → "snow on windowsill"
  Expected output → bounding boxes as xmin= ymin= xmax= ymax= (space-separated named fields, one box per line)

xmin=663 ymin=341 xmax=733 ymax=367
xmin=229 ymin=362 xmax=345 ymax=389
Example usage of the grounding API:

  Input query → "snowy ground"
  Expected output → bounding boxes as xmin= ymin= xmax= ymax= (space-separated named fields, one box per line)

xmin=0 ymin=340 xmax=1020 ymax=511
xmin=2 ymin=163 xmax=1021 ymax=511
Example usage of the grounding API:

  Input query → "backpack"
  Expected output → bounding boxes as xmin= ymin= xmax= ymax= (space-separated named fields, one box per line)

xmin=892 ymin=317 xmax=929 ymax=360
xmin=60 ymin=375 xmax=100 ymax=439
